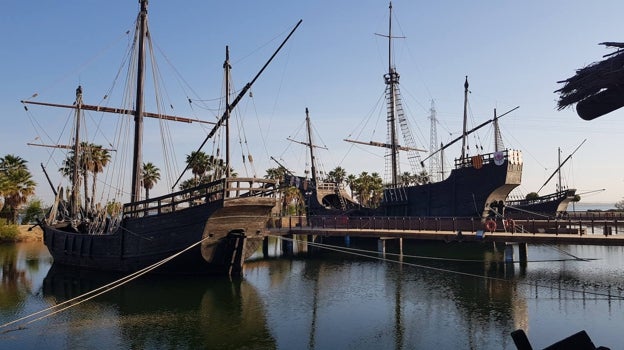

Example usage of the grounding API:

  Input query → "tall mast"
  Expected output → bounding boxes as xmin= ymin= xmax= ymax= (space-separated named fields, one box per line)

xmin=131 ymin=0 xmax=148 ymax=203
xmin=224 ymin=46 xmax=231 ymax=179
xmin=385 ymin=1 xmax=399 ymax=186
xmin=461 ymin=76 xmax=469 ymax=160
xmin=305 ymin=108 xmax=317 ymax=185
xmin=71 ymin=86 xmax=83 ymax=219
xmin=557 ymin=147 xmax=562 ymax=192
xmin=493 ymin=108 xmax=505 ymax=152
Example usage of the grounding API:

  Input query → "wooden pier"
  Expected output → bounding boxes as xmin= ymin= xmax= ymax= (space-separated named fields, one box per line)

xmin=269 ymin=215 xmax=624 ymax=245
xmin=267 ymin=215 xmax=624 ymax=263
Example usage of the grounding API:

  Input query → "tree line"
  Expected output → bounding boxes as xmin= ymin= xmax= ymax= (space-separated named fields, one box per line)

xmin=263 ymin=165 xmax=431 ymax=211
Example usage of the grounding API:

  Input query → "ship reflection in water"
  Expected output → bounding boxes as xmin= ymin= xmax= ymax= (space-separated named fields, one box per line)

xmin=41 ymin=265 xmax=276 ymax=349
xmin=1 ymin=240 xmax=624 ymax=349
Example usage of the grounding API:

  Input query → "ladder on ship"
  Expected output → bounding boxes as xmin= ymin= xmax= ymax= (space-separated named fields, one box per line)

xmin=385 ymin=76 xmax=423 ymax=177
xmin=334 ymin=185 xmax=348 ymax=211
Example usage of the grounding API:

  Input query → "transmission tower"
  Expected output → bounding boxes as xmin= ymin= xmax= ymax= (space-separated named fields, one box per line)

xmin=428 ymin=100 xmax=441 ymax=182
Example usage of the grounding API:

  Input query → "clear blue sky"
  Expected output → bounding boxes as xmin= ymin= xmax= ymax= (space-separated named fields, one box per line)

xmin=2 ymin=0 xmax=624 ymax=206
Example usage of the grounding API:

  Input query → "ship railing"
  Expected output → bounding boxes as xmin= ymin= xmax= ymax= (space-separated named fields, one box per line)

xmin=316 ymin=182 xmax=338 ymax=191
xmin=302 ymin=214 xmax=622 ymax=235
xmin=224 ymin=177 xmax=278 ymax=199
xmin=306 ymin=215 xmax=482 ymax=232
xmin=454 ymin=149 xmax=523 ymax=168
xmin=508 ymin=190 xmax=572 ymax=206
xmin=123 ymin=179 xmax=227 ymax=217
xmin=123 ymin=177 xmax=278 ymax=217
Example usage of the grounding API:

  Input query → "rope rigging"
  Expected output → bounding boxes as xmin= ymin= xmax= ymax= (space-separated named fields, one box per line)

xmin=276 ymin=235 xmax=622 ymax=301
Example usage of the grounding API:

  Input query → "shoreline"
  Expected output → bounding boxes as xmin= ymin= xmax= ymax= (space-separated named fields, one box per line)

xmin=1 ymin=225 xmax=44 ymax=243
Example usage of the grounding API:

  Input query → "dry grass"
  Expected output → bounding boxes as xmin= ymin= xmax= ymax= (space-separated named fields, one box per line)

xmin=16 ymin=225 xmax=43 ymax=242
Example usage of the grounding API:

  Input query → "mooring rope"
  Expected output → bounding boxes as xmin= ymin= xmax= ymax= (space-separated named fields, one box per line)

xmin=289 ymin=237 xmax=597 ymax=264
xmin=0 ymin=235 xmax=210 ymax=334
xmin=278 ymin=235 xmax=624 ymax=301
xmin=489 ymin=209 xmax=589 ymax=262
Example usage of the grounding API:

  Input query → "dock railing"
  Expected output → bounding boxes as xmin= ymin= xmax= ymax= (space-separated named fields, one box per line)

xmin=292 ymin=215 xmax=622 ymax=236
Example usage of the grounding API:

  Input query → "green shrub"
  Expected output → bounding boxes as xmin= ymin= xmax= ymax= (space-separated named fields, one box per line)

xmin=0 ymin=219 xmax=19 ymax=242
xmin=21 ymin=199 xmax=45 ymax=224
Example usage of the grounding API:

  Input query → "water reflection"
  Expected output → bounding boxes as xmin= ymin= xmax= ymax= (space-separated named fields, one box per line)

xmin=2 ymin=239 xmax=623 ymax=349
xmin=0 ymin=242 xmax=49 ymax=313
xmin=245 ymin=238 xmax=534 ymax=349
xmin=41 ymin=266 xmax=276 ymax=349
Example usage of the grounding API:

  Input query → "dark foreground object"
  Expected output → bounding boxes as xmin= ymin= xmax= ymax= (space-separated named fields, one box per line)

xmin=511 ymin=329 xmax=610 ymax=350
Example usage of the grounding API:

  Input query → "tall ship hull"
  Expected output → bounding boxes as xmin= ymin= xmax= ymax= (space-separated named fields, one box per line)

xmin=285 ymin=174 xmax=362 ymax=216
xmin=505 ymin=188 xmax=576 ymax=219
xmin=43 ymin=179 xmax=276 ymax=275
xmin=504 ymin=142 xmax=584 ymax=219
xmin=382 ymin=151 xmax=522 ymax=218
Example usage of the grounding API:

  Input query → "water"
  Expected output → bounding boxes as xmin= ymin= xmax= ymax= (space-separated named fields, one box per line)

xmin=570 ymin=202 xmax=616 ymax=212
xmin=1 ymin=238 xmax=623 ymax=349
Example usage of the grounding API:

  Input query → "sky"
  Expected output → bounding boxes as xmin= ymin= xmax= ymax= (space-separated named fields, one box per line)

xmin=2 ymin=0 xmax=624 ymax=207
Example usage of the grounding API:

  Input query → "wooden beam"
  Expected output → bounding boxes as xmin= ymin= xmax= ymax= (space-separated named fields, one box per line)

xmin=21 ymin=100 xmax=215 ymax=125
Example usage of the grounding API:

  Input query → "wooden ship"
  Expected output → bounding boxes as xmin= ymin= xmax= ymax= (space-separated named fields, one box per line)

xmin=505 ymin=141 xmax=584 ymax=219
xmin=283 ymin=108 xmax=361 ymax=216
xmin=346 ymin=2 xmax=523 ymax=218
xmin=24 ymin=1 xmax=301 ymax=275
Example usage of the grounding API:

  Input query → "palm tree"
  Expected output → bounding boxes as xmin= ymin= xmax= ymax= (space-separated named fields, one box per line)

xmin=141 ymin=162 xmax=160 ymax=200
xmin=400 ymin=171 xmax=413 ymax=186
xmin=264 ymin=167 xmax=288 ymax=183
xmin=59 ymin=150 xmax=82 ymax=211
xmin=346 ymin=174 xmax=357 ymax=198
xmin=186 ymin=151 xmax=211 ymax=182
xmin=86 ymin=144 xmax=111 ymax=209
xmin=0 ymin=154 xmax=28 ymax=172
xmin=350 ymin=171 xmax=384 ymax=208
xmin=369 ymin=172 xmax=384 ymax=207
xmin=0 ymin=156 xmax=36 ymax=223
xmin=60 ymin=142 xmax=111 ymax=211
xmin=416 ymin=170 xmax=430 ymax=185
xmin=1 ymin=154 xmax=29 ymax=213
xmin=327 ymin=166 xmax=347 ymax=184
xmin=282 ymin=186 xmax=303 ymax=215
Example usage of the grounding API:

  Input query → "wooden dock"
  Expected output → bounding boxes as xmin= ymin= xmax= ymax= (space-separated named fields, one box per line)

xmin=267 ymin=215 xmax=624 ymax=247
xmin=270 ymin=225 xmax=624 ymax=246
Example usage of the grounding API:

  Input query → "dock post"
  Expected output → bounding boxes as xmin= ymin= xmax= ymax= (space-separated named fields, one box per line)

xmin=399 ymin=237 xmax=403 ymax=256
xmin=262 ymin=236 xmax=269 ymax=258
xmin=518 ymin=243 xmax=528 ymax=266
xmin=345 ymin=235 xmax=351 ymax=247
xmin=282 ymin=234 xmax=293 ymax=256
xmin=504 ymin=244 xmax=514 ymax=263
xmin=306 ymin=234 xmax=314 ymax=254
xmin=378 ymin=238 xmax=386 ymax=256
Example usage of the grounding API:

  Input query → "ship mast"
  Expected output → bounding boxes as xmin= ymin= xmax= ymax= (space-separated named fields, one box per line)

xmin=285 ymin=108 xmax=328 ymax=183
xmin=305 ymin=108 xmax=318 ymax=185
xmin=493 ymin=108 xmax=505 ymax=152
xmin=557 ymin=147 xmax=562 ymax=192
xmin=224 ymin=46 xmax=231 ymax=179
xmin=71 ymin=86 xmax=83 ymax=219
xmin=130 ymin=0 xmax=148 ymax=203
xmin=385 ymin=1 xmax=400 ymax=186
xmin=461 ymin=76 xmax=469 ymax=160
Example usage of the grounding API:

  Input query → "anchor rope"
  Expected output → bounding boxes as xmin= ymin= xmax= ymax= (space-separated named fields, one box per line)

xmin=0 ymin=235 xmax=210 ymax=334
xmin=277 ymin=235 xmax=624 ymax=301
